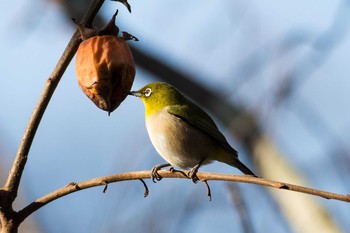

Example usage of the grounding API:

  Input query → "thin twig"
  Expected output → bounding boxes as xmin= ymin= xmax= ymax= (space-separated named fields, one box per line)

xmin=102 ymin=181 xmax=108 ymax=193
xmin=16 ymin=170 xmax=350 ymax=223
xmin=203 ymin=180 xmax=211 ymax=201
xmin=139 ymin=179 xmax=149 ymax=198
xmin=3 ymin=0 xmax=105 ymax=202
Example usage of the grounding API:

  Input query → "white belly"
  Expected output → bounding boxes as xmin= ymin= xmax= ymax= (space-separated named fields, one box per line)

xmin=146 ymin=108 xmax=216 ymax=169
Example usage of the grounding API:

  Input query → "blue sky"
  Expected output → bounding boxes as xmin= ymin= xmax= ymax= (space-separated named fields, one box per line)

xmin=1 ymin=0 xmax=350 ymax=232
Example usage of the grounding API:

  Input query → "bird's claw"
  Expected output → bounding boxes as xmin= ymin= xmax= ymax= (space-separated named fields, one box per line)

xmin=151 ymin=166 xmax=163 ymax=183
xmin=187 ymin=169 xmax=200 ymax=183
xmin=188 ymin=159 xmax=205 ymax=183
xmin=151 ymin=163 xmax=171 ymax=183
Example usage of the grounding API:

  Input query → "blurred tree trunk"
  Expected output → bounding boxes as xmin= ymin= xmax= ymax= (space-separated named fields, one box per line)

xmin=253 ymin=136 xmax=341 ymax=233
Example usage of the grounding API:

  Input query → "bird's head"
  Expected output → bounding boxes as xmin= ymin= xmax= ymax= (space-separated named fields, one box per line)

xmin=129 ymin=82 xmax=186 ymax=116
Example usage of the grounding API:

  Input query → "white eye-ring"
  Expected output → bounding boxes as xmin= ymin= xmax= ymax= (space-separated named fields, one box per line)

xmin=144 ymin=88 xmax=152 ymax=97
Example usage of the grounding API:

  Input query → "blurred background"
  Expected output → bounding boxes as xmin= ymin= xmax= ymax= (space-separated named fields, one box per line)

xmin=1 ymin=0 xmax=350 ymax=232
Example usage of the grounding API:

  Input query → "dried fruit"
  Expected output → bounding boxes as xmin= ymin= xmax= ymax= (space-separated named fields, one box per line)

xmin=75 ymin=11 xmax=137 ymax=114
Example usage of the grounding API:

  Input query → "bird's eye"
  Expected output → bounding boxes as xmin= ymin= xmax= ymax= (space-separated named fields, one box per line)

xmin=144 ymin=88 xmax=152 ymax=97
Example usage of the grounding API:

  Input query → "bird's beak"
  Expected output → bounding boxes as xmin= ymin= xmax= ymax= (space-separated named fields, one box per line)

xmin=128 ymin=90 xmax=142 ymax=97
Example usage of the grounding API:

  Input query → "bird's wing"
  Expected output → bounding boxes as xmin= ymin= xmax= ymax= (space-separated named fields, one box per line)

xmin=167 ymin=104 xmax=238 ymax=157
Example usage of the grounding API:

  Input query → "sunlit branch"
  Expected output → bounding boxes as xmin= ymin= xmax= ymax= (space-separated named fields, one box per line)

xmin=3 ymin=0 xmax=105 ymax=202
xmin=17 ymin=170 xmax=350 ymax=223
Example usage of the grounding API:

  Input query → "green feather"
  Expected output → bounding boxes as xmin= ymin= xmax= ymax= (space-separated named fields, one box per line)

xmin=167 ymin=104 xmax=238 ymax=158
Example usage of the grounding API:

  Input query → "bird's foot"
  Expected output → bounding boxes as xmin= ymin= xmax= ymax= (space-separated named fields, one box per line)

xmin=168 ymin=167 xmax=189 ymax=178
xmin=187 ymin=168 xmax=200 ymax=183
xmin=187 ymin=159 xmax=205 ymax=183
xmin=151 ymin=163 xmax=171 ymax=183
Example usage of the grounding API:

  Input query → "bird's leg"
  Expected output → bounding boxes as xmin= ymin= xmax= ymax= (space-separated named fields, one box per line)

xmin=169 ymin=166 xmax=189 ymax=178
xmin=188 ymin=158 xmax=205 ymax=183
xmin=151 ymin=163 xmax=171 ymax=183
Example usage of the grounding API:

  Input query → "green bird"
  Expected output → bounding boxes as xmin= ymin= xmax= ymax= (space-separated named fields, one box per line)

xmin=129 ymin=82 xmax=256 ymax=182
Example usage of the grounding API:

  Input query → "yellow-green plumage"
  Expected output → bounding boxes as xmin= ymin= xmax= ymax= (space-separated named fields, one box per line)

xmin=129 ymin=82 xmax=256 ymax=176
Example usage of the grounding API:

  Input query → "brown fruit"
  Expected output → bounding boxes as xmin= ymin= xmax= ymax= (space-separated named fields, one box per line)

xmin=74 ymin=10 xmax=137 ymax=114
xmin=75 ymin=35 xmax=135 ymax=113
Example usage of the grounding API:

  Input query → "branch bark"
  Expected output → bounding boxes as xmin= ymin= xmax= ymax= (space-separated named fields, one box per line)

xmin=17 ymin=170 xmax=350 ymax=223
xmin=2 ymin=0 xmax=104 ymax=202
xmin=0 ymin=0 xmax=105 ymax=232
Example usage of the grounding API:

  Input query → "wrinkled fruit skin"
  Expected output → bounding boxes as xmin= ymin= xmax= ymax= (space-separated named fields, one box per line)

xmin=75 ymin=35 xmax=135 ymax=113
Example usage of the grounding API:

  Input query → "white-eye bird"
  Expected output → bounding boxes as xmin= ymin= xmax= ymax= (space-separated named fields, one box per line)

xmin=129 ymin=82 xmax=256 ymax=182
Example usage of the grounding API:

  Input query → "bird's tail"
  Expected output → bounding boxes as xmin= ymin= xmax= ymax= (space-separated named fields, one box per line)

xmin=217 ymin=150 xmax=258 ymax=177
xmin=231 ymin=157 xmax=258 ymax=177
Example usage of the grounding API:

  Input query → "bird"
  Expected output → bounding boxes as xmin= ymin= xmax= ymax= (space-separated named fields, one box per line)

xmin=129 ymin=82 xmax=257 ymax=182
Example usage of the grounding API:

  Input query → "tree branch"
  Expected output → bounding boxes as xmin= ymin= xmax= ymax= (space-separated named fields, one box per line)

xmin=17 ymin=170 xmax=350 ymax=222
xmin=3 ymin=0 xmax=105 ymax=202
